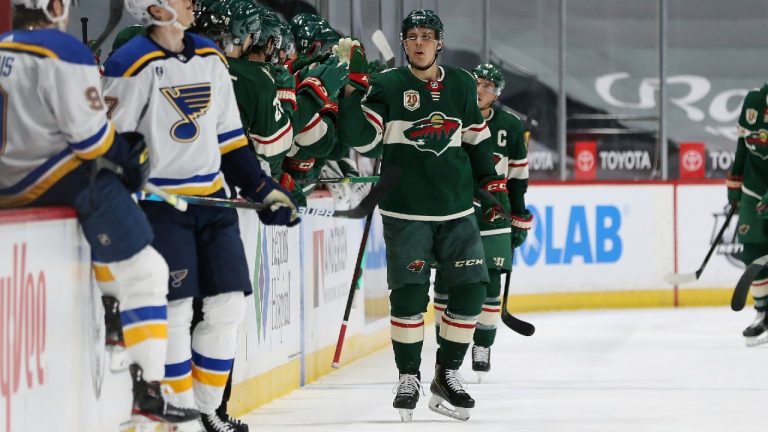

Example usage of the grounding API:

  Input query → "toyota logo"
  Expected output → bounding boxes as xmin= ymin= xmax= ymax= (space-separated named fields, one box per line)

xmin=576 ymin=150 xmax=595 ymax=172
xmin=681 ymin=149 xmax=703 ymax=172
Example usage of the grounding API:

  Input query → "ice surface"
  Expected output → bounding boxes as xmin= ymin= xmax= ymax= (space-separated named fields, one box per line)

xmin=241 ymin=307 xmax=767 ymax=431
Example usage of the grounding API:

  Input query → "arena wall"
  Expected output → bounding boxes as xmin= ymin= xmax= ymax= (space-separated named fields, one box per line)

xmin=0 ymin=182 xmax=741 ymax=431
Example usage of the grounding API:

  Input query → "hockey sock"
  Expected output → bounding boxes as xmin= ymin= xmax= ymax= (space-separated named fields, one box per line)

xmin=752 ymin=267 xmax=768 ymax=311
xmin=438 ymin=282 xmax=485 ymax=369
xmin=192 ymin=292 xmax=246 ymax=414
xmin=390 ymin=284 xmax=429 ymax=374
xmin=433 ymin=271 xmax=448 ymax=346
xmin=474 ymin=270 xmax=502 ymax=348
xmin=94 ymin=246 xmax=169 ymax=382
xmin=164 ymin=298 xmax=195 ymax=408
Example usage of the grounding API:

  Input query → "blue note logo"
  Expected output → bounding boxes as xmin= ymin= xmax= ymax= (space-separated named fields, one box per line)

xmin=161 ymin=83 xmax=212 ymax=143
xmin=515 ymin=205 xmax=623 ymax=266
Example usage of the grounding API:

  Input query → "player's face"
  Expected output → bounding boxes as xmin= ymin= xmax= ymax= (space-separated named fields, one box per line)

xmin=477 ymin=78 xmax=498 ymax=109
xmin=169 ymin=0 xmax=195 ymax=28
xmin=404 ymin=28 xmax=440 ymax=68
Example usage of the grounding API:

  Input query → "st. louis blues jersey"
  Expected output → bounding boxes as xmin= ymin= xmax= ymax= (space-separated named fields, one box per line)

xmin=0 ymin=29 xmax=115 ymax=207
xmin=103 ymin=33 xmax=247 ymax=196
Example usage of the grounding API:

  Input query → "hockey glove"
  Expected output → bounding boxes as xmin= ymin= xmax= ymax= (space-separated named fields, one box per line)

xmin=273 ymin=65 xmax=297 ymax=111
xmin=727 ymin=172 xmax=743 ymax=207
xmin=105 ymin=132 xmax=150 ymax=193
xmin=510 ymin=209 xmax=533 ymax=249
xmin=288 ymin=52 xmax=331 ymax=75
xmin=333 ymin=38 xmax=368 ymax=91
xmin=279 ymin=172 xmax=308 ymax=208
xmin=297 ymin=55 xmax=349 ymax=107
xmin=244 ymin=176 xmax=301 ymax=227
xmin=367 ymin=59 xmax=387 ymax=75
xmin=478 ymin=175 xmax=512 ymax=228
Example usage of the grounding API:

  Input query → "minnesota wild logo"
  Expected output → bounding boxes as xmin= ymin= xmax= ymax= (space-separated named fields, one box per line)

xmin=404 ymin=112 xmax=461 ymax=156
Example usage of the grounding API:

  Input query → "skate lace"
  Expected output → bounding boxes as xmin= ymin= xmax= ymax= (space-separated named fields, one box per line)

xmin=393 ymin=374 xmax=425 ymax=397
xmin=444 ymin=369 xmax=468 ymax=394
xmin=220 ymin=412 xmax=246 ymax=427
xmin=751 ymin=310 xmax=767 ymax=327
xmin=206 ymin=413 xmax=237 ymax=432
xmin=474 ymin=346 xmax=490 ymax=363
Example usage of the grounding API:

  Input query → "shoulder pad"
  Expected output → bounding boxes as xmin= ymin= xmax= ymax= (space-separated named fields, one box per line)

xmin=103 ymin=35 xmax=164 ymax=77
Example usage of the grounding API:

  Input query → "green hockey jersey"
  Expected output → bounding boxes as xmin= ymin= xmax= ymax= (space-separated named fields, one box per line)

xmin=229 ymin=57 xmax=293 ymax=175
xmin=729 ymin=83 xmax=768 ymax=243
xmin=487 ymin=108 xmax=529 ymax=214
xmin=339 ymin=65 xmax=495 ymax=220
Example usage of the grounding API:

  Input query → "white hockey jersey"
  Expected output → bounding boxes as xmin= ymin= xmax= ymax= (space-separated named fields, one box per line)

xmin=103 ymin=33 xmax=247 ymax=196
xmin=0 ymin=29 xmax=115 ymax=207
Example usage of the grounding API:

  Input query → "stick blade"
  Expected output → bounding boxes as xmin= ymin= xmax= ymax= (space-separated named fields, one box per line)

xmin=663 ymin=272 xmax=698 ymax=285
xmin=372 ymin=29 xmax=395 ymax=68
xmin=501 ymin=311 xmax=535 ymax=336
xmin=732 ymin=264 xmax=765 ymax=311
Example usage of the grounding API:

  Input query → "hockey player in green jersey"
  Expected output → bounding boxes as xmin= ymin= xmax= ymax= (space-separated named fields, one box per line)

xmin=433 ymin=63 xmax=532 ymax=381
xmin=338 ymin=10 xmax=511 ymax=422
xmin=728 ymin=82 xmax=768 ymax=347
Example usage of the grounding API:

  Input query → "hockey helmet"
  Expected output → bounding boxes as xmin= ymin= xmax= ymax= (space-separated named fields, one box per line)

xmin=252 ymin=6 xmax=283 ymax=50
xmin=125 ymin=0 xmax=178 ymax=27
xmin=229 ymin=2 xmax=262 ymax=47
xmin=12 ymin=0 xmax=71 ymax=24
xmin=401 ymin=9 xmax=444 ymax=42
xmin=473 ymin=63 xmax=505 ymax=94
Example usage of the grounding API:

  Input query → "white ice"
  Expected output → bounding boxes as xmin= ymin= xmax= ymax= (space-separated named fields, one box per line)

xmin=241 ymin=307 xmax=768 ymax=432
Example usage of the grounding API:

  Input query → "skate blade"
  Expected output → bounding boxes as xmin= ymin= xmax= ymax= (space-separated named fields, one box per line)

xmin=398 ymin=408 xmax=414 ymax=422
xmin=165 ymin=419 xmax=204 ymax=432
xmin=428 ymin=395 xmax=470 ymax=421
xmin=475 ymin=371 xmax=487 ymax=383
xmin=119 ymin=420 xmax=164 ymax=432
xmin=745 ymin=333 xmax=768 ymax=347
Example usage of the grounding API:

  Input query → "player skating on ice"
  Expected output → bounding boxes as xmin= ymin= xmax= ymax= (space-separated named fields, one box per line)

xmin=338 ymin=9 xmax=511 ymax=422
xmin=433 ymin=63 xmax=532 ymax=381
xmin=728 ymin=82 xmax=768 ymax=347
xmin=0 ymin=0 xmax=199 ymax=426
xmin=103 ymin=0 xmax=299 ymax=430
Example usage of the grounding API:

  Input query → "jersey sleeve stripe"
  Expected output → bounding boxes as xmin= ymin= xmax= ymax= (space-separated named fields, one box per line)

xmin=123 ymin=50 xmax=165 ymax=77
xmin=0 ymin=153 xmax=81 ymax=207
xmin=507 ymin=165 xmax=529 ymax=180
xmin=464 ymin=123 xmax=488 ymax=133
xmin=299 ymin=113 xmax=323 ymax=133
xmin=68 ymin=122 xmax=116 ymax=160
xmin=361 ymin=106 xmax=384 ymax=132
xmin=149 ymin=174 xmax=223 ymax=197
xmin=295 ymin=115 xmax=328 ymax=147
xmin=219 ymin=136 xmax=248 ymax=155
xmin=195 ymin=48 xmax=228 ymax=67
xmin=250 ymin=121 xmax=293 ymax=145
xmin=508 ymin=159 xmax=528 ymax=167
xmin=462 ymin=122 xmax=491 ymax=145
xmin=0 ymin=42 xmax=58 ymax=59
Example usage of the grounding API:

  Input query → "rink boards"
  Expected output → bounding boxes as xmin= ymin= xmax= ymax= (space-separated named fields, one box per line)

xmin=0 ymin=182 xmax=740 ymax=431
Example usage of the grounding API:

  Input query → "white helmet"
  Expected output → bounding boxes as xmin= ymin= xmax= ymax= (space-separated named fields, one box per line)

xmin=12 ymin=0 xmax=71 ymax=25
xmin=124 ymin=0 xmax=179 ymax=28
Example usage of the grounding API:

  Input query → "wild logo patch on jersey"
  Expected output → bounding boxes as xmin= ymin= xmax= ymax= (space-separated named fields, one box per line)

xmin=160 ymin=83 xmax=213 ymax=143
xmin=407 ymin=259 xmax=426 ymax=273
xmin=744 ymin=129 xmax=768 ymax=160
xmin=483 ymin=206 xmax=505 ymax=224
xmin=403 ymin=112 xmax=460 ymax=156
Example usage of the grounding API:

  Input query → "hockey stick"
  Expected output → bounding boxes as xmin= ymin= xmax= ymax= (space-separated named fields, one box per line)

xmin=80 ymin=17 xmax=89 ymax=44
xmin=91 ymin=0 xmax=124 ymax=52
xmin=95 ymin=157 xmax=188 ymax=212
xmin=331 ymin=159 xmax=382 ymax=368
xmin=732 ymin=254 xmax=768 ymax=311
xmin=295 ymin=176 xmax=380 ymax=185
xmin=371 ymin=29 xmax=395 ymax=68
xmin=501 ymin=270 xmax=535 ymax=336
xmin=144 ymin=166 xmax=401 ymax=219
xmin=664 ymin=205 xmax=737 ymax=285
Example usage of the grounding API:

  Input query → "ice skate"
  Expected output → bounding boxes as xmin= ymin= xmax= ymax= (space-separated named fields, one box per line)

xmin=471 ymin=345 xmax=491 ymax=382
xmin=130 ymin=364 xmax=200 ymax=425
xmin=392 ymin=372 xmax=423 ymax=422
xmin=428 ymin=364 xmax=474 ymax=421
xmin=744 ymin=310 xmax=768 ymax=347
xmin=199 ymin=410 xmax=249 ymax=432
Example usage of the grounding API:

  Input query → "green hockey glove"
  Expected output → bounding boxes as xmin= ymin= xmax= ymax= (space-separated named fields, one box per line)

xmin=273 ymin=65 xmax=297 ymax=111
xmin=479 ymin=175 xmax=512 ymax=228
xmin=296 ymin=55 xmax=349 ymax=106
xmin=510 ymin=209 xmax=533 ymax=249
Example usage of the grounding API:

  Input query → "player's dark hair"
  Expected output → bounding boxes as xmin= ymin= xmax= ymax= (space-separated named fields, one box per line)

xmin=12 ymin=6 xmax=51 ymax=29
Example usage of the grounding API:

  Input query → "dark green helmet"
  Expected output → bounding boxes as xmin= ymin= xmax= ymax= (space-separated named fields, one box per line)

xmin=278 ymin=21 xmax=295 ymax=54
xmin=294 ymin=20 xmax=338 ymax=56
xmin=253 ymin=6 xmax=283 ymax=49
xmin=401 ymin=9 xmax=444 ymax=41
xmin=473 ymin=63 xmax=505 ymax=93
xmin=112 ymin=25 xmax=145 ymax=52
xmin=289 ymin=13 xmax=327 ymax=42
xmin=229 ymin=1 xmax=261 ymax=46
xmin=191 ymin=0 xmax=233 ymax=42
